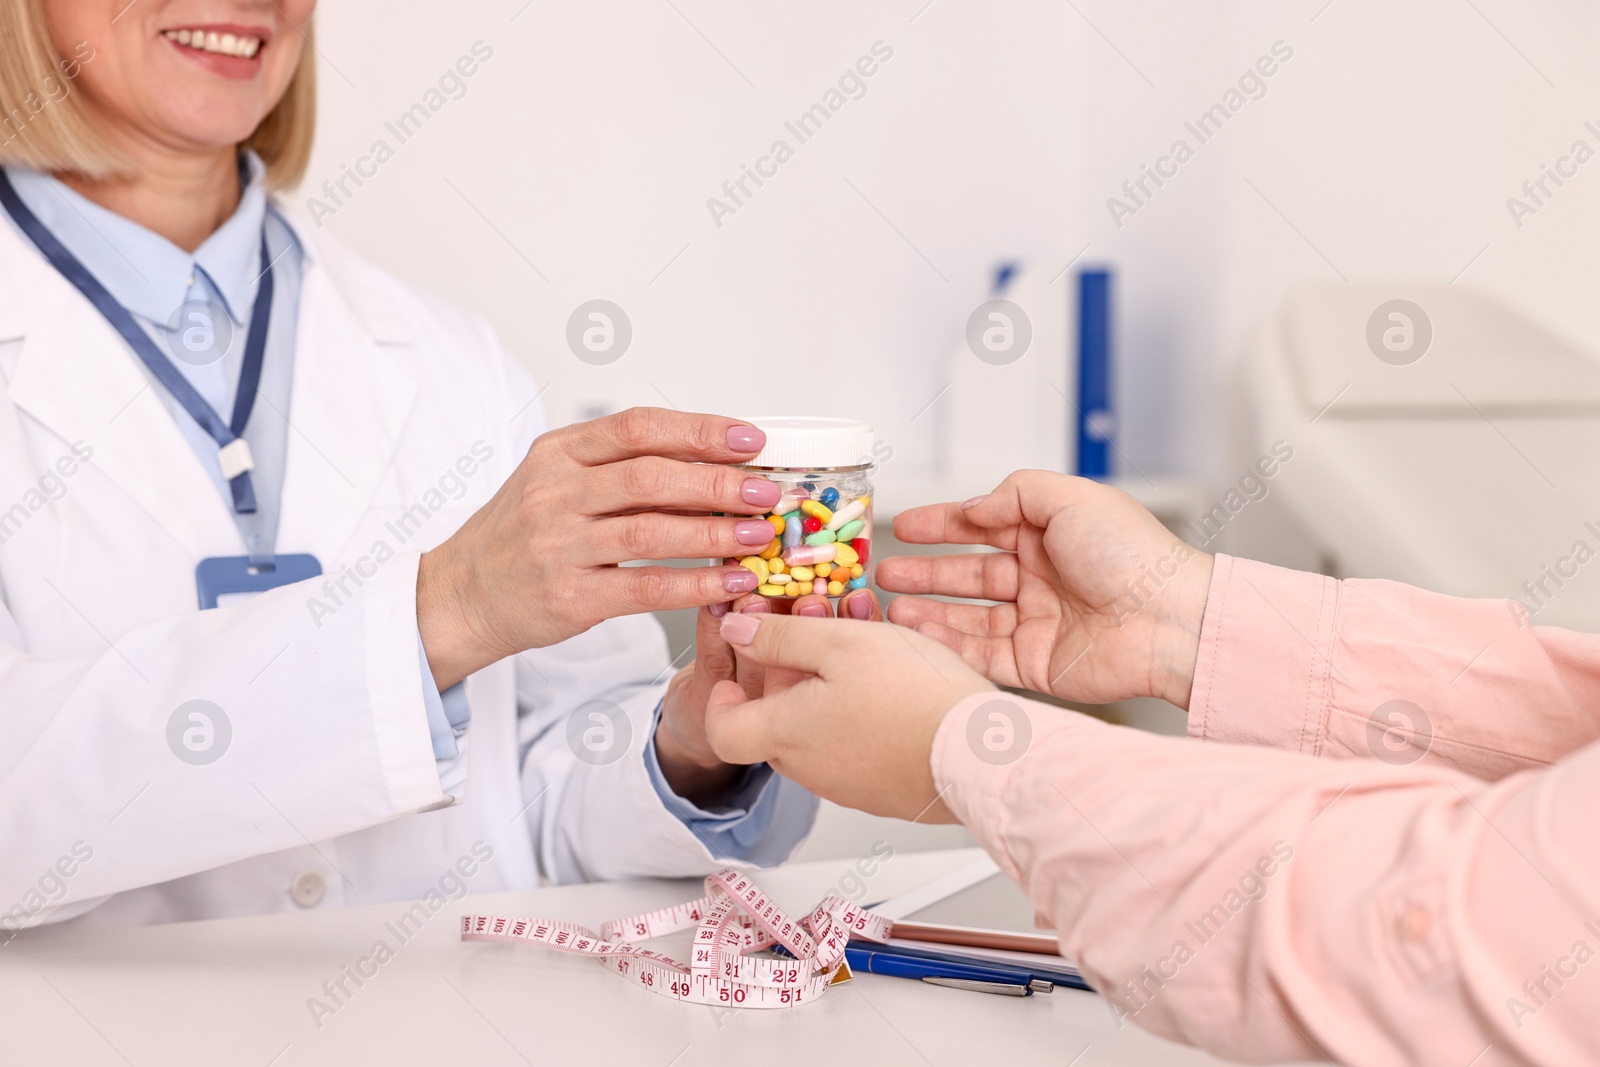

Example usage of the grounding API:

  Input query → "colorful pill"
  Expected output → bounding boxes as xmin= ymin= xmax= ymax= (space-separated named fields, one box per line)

xmin=799 ymin=499 xmax=833 ymax=524
xmin=785 ymin=583 xmax=801 ymax=597
xmin=783 ymin=544 xmax=837 ymax=567
xmin=804 ymin=530 xmax=836 ymax=546
xmin=799 ymin=580 xmax=814 ymax=595
xmin=789 ymin=565 xmax=815 ymax=582
xmin=757 ymin=538 xmax=782 ymax=560
xmin=849 ymin=563 xmax=863 ymax=578
xmin=775 ymin=492 xmax=808 ymax=514
xmin=850 ymin=538 xmax=870 ymax=567
xmin=815 ymin=562 xmax=833 ymax=578
xmin=801 ymin=515 xmax=822 ymax=534
xmin=825 ymin=499 xmax=866 ymax=531
xmin=739 ymin=556 xmax=769 ymax=585
xmin=769 ymin=558 xmax=787 ymax=575
xmin=767 ymin=572 xmax=793 ymax=585
xmin=782 ymin=514 xmax=803 ymax=549
xmin=827 ymin=580 xmax=844 ymax=597
xmin=757 ymin=583 xmax=784 ymax=597
xmin=847 ymin=575 xmax=867 ymax=590
xmin=832 ymin=542 xmax=859 ymax=566
xmin=835 ymin=518 xmax=866 ymax=541
xmin=768 ymin=513 xmax=786 ymax=536
xmin=819 ymin=486 xmax=841 ymax=509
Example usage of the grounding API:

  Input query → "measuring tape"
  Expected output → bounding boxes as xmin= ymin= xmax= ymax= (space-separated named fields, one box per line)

xmin=461 ymin=868 xmax=894 ymax=1008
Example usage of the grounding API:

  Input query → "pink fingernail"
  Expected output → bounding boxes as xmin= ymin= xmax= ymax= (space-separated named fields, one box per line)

xmin=847 ymin=593 xmax=872 ymax=619
xmin=740 ymin=597 xmax=770 ymax=614
xmin=720 ymin=612 xmax=760 ymax=645
xmin=960 ymin=494 xmax=990 ymax=510
xmin=710 ymin=600 xmax=730 ymax=618
xmin=741 ymin=477 xmax=781 ymax=508
xmin=723 ymin=569 xmax=758 ymax=593
xmin=798 ymin=603 xmax=827 ymax=617
xmin=726 ymin=425 xmax=766 ymax=453
xmin=735 ymin=519 xmax=777 ymax=546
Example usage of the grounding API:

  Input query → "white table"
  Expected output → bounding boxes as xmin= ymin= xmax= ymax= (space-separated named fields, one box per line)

xmin=1 ymin=849 xmax=1251 ymax=1066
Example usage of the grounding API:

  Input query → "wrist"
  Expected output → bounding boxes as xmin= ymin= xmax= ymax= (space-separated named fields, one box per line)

xmin=1153 ymin=549 xmax=1215 ymax=709
xmin=416 ymin=545 xmax=494 ymax=690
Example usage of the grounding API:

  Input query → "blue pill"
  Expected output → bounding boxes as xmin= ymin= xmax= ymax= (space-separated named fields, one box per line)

xmin=782 ymin=512 xmax=803 ymax=549
xmin=847 ymin=576 xmax=867 ymax=590
xmin=819 ymin=486 xmax=841 ymax=509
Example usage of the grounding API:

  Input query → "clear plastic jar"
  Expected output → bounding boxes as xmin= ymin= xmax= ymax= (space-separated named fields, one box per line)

xmin=724 ymin=417 xmax=875 ymax=602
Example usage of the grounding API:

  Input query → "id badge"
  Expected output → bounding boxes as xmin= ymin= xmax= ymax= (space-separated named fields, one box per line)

xmin=195 ymin=553 xmax=323 ymax=610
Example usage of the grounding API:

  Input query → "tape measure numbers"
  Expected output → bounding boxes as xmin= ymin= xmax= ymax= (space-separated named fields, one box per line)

xmin=462 ymin=868 xmax=894 ymax=1009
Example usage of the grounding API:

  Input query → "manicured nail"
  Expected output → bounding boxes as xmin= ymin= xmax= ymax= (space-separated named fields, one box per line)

xmin=735 ymin=519 xmax=777 ymax=546
xmin=740 ymin=597 xmax=770 ymax=614
xmin=798 ymin=602 xmax=827 ymax=617
xmin=847 ymin=593 xmax=873 ymax=619
xmin=723 ymin=569 xmax=759 ymax=593
xmin=726 ymin=425 xmax=766 ymax=453
xmin=960 ymin=494 xmax=990 ymax=510
xmin=709 ymin=599 xmax=730 ymax=618
xmin=720 ymin=612 xmax=760 ymax=645
xmin=741 ymin=477 xmax=781 ymax=509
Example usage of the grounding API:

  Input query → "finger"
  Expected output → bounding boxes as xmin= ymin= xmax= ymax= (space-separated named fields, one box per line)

xmin=886 ymin=596 xmax=1014 ymax=639
xmin=837 ymin=587 xmax=883 ymax=621
xmin=729 ymin=593 xmax=770 ymax=697
xmin=892 ymin=502 xmax=1016 ymax=550
xmin=704 ymin=679 xmax=779 ymax=766
xmin=877 ymin=553 xmax=1019 ymax=601
xmin=717 ymin=611 xmax=871 ymax=677
xmin=557 ymin=407 xmax=768 ymax=467
xmin=908 ymin=618 xmax=1024 ymax=689
xmin=587 ymin=514 xmax=776 ymax=564
xmin=584 ymin=456 xmax=782 ymax=517
xmin=790 ymin=592 xmax=833 ymax=619
xmin=961 ymin=469 xmax=1133 ymax=533
xmin=694 ymin=604 xmax=739 ymax=681
xmin=596 ymin=564 xmax=768 ymax=615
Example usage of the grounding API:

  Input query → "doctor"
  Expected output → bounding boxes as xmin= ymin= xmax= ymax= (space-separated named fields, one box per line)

xmin=0 ymin=0 xmax=880 ymax=931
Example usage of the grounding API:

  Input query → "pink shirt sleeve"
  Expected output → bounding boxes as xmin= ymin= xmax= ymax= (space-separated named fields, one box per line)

xmin=1188 ymin=555 xmax=1600 ymax=779
xmin=932 ymin=691 xmax=1600 ymax=1066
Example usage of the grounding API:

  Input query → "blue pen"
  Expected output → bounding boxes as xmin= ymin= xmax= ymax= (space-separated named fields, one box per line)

xmin=849 ymin=940 xmax=1092 ymax=993
xmin=844 ymin=946 xmax=1046 ymax=995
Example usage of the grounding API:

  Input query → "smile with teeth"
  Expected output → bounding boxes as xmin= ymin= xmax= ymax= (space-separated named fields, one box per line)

xmin=162 ymin=29 xmax=262 ymax=58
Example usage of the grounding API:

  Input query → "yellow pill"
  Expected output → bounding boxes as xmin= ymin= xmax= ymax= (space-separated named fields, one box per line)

xmin=768 ymin=513 xmax=786 ymax=536
xmin=827 ymin=580 xmax=844 ymax=596
xmin=767 ymin=573 xmax=793 ymax=585
xmin=757 ymin=583 xmax=783 ymax=597
xmin=739 ymin=556 xmax=769 ymax=585
xmin=799 ymin=581 xmax=814 ymax=595
xmin=785 ymin=583 xmax=801 ymax=597
xmin=850 ymin=563 xmax=864 ymax=578
xmin=757 ymin=538 xmax=782 ymax=560
xmin=790 ymin=566 xmax=815 ymax=582
xmin=815 ymin=562 xmax=833 ymax=578
xmin=799 ymin=499 xmax=833 ymax=523
xmin=769 ymin=558 xmax=787 ymax=575
xmin=833 ymin=543 xmax=860 ymax=566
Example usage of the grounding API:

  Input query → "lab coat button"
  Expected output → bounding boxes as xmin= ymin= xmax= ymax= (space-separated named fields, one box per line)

xmin=290 ymin=870 xmax=326 ymax=908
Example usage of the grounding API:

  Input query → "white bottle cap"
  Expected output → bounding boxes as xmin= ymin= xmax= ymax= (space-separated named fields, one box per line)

xmin=742 ymin=416 xmax=877 ymax=470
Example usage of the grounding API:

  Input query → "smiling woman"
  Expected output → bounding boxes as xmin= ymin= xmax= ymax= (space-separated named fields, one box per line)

xmin=0 ymin=0 xmax=316 ymax=211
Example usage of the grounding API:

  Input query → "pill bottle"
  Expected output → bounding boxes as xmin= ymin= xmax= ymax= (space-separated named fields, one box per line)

xmin=727 ymin=417 xmax=876 ymax=602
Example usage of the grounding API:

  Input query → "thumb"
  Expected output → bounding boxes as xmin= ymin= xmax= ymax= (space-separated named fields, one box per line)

xmin=703 ymin=678 xmax=773 ymax=765
xmin=716 ymin=611 xmax=864 ymax=676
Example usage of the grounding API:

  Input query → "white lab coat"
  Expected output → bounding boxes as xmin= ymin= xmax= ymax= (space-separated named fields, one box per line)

xmin=0 ymin=206 xmax=792 ymax=931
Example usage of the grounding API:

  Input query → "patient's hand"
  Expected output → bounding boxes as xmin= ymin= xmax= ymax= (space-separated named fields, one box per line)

xmin=879 ymin=471 xmax=1213 ymax=709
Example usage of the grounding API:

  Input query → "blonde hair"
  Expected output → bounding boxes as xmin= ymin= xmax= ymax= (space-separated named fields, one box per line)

xmin=0 ymin=0 xmax=315 ymax=190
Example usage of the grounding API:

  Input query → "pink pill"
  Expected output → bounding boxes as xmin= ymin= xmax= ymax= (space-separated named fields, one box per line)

xmin=782 ymin=543 xmax=838 ymax=567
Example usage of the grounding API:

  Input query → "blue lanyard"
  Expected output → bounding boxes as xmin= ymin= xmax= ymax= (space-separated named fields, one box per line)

xmin=0 ymin=168 xmax=271 ymax=515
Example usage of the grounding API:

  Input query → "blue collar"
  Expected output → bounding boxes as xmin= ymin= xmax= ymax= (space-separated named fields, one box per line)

xmin=3 ymin=151 xmax=272 ymax=326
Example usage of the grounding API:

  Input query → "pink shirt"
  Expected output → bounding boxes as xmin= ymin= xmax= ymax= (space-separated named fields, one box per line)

xmin=931 ymin=555 xmax=1600 ymax=1067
